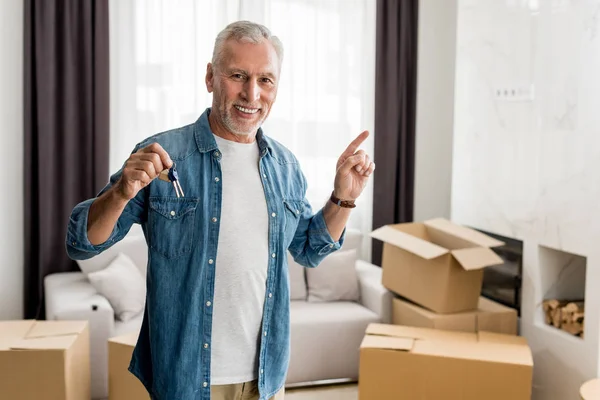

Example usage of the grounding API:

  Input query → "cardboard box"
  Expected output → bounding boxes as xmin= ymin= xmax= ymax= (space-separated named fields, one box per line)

xmin=392 ymin=296 xmax=518 ymax=335
xmin=0 ymin=320 xmax=90 ymax=400
xmin=359 ymin=323 xmax=533 ymax=400
xmin=109 ymin=332 xmax=150 ymax=400
xmin=371 ymin=218 xmax=505 ymax=313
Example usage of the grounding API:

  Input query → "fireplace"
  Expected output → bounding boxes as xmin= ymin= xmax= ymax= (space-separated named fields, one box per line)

xmin=473 ymin=228 xmax=523 ymax=316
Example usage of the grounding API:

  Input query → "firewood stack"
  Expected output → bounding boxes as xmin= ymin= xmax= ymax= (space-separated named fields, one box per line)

xmin=542 ymin=299 xmax=584 ymax=338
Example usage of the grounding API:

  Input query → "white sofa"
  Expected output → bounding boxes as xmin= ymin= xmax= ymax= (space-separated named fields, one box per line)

xmin=45 ymin=228 xmax=392 ymax=399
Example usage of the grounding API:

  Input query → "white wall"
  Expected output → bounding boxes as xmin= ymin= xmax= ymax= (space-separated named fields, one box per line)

xmin=0 ymin=0 xmax=24 ymax=320
xmin=413 ymin=0 xmax=457 ymax=222
xmin=451 ymin=0 xmax=600 ymax=398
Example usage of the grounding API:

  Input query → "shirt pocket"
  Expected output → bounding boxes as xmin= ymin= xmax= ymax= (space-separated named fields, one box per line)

xmin=283 ymin=199 xmax=305 ymax=248
xmin=148 ymin=196 xmax=199 ymax=259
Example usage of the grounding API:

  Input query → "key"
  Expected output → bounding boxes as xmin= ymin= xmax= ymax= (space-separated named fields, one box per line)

xmin=159 ymin=163 xmax=185 ymax=198
xmin=169 ymin=165 xmax=185 ymax=198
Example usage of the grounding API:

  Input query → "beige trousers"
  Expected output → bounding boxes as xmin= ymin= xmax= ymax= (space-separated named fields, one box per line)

xmin=210 ymin=380 xmax=284 ymax=400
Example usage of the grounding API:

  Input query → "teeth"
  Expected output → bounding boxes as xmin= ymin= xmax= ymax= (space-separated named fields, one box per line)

xmin=235 ymin=105 xmax=259 ymax=114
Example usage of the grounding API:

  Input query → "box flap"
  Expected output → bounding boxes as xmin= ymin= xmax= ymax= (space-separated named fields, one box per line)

xmin=25 ymin=321 xmax=87 ymax=339
xmin=476 ymin=332 xmax=532 ymax=365
xmin=366 ymin=323 xmax=476 ymax=343
xmin=108 ymin=332 xmax=139 ymax=347
xmin=451 ymin=247 xmax=503 ymax=270
xmin=370 ymin=225 xmax=448 ymax=260
xmin=10 ymin=335 xmax=77 ymax=351
xmin=0 ymin=320 xmax=36 ymax=350
xmin=413 ymin=338 xmax=533 ymax=366
xmin=424 ymin=218 xmax=505 ymax=248
xmin=366 ymin=323 xmax=419 ymax=339
xmin=360 ymin=334 xmax=414 ymax=351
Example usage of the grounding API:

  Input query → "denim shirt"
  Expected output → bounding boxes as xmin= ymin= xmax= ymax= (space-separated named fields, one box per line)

xmin=66 ymin=108 xmax=345 ymax=400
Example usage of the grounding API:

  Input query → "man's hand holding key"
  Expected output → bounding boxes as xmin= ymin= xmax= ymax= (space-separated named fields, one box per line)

xmin=115 ymin=143 xmax=174 ymax=200
xmin=87 ymin=142 xmax=176 ymax=245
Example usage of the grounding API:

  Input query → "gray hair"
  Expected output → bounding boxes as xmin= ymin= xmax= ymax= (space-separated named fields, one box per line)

xmin=212 ymin=21 xmax=284 ymax=70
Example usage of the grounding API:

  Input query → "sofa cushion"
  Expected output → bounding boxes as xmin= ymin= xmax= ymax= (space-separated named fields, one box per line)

xmin=87 ymin=252 xmax=146 ymax=322
xmin=288 ymin=301 xmax=380 ymax=384
xmin=287 ymin=251 xmax=307 ymax=301
xmin=306 ymin=249 xmax=359 ymax=302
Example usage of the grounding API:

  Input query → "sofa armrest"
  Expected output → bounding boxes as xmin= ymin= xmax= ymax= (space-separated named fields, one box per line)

xmin=45 ymin=271 xmax=116 ymax=398
xmin=44 ymin=271 xmax=115 ymax=334
xmin=356 ymin=260 xmax=393 ymax=323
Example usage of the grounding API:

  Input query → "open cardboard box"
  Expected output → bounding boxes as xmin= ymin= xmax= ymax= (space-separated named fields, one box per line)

xmin=359 ymin=323 xmax=533 ymax=400
xmin=371 ymin=218 xmax=505 ymax=313
xmin=393 ymin=296 xmax=518 ymax=335
xmin=0 ymin=320 xmax=90 ymax=400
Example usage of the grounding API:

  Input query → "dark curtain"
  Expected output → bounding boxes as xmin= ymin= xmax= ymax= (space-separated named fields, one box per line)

xmin=24 ymin=0 xmax=110 ymax=319
xmin=372 ymin=0 xmax=419 ymax=266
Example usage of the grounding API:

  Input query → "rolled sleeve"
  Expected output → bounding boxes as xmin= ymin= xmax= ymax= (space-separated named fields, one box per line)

xmin=289 ymin=206 xmax=346 ymax=268
xmin=65 ymin=148 xmax=146 ymax=260
xmin=308 ymin=208 xmax=345 ymax=256
xmin=66 ymin=199 xmax=122 ymax=260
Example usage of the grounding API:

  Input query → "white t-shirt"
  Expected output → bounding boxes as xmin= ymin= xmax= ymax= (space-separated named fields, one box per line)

xmin=210 ymin=134 xmax=269 ymax=385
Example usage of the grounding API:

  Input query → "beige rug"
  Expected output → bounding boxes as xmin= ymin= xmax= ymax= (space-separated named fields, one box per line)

xmin=285 ymin=384 xmax=358 ymax=400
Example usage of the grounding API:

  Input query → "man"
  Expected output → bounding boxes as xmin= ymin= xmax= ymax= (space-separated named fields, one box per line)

xmin=67 ymin=21 xmax=374 ymax=400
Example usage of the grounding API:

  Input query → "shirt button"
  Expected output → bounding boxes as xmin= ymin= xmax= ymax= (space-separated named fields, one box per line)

xmin=203 ymin=382 xmax=208 ymax=388
xmin=209 ymin=259 xmax=214 ymax=264
xmin=263 ymin=173 xmax=267 ymax=178
xmin=170 ymin=210 xmax=176 ymax=216
xmin=260 ymin=369 xmax=264 ymax=374
xmin=268 ymin=293 xmax=272 ymax=298
xmin=296 ymin=209 xmax=300 ymax=214
xmin=329 ymin=244 xmax=334 ymax=248
xmin=206 ymin=301 xmax=212 ymax=307
xmin=271 ymin=212 xmax=276 ymax=217
xmin=204 ymin=343 xmax=209 ymax=349
xmin=264 ymin=331 xmax=267 ymax=336
xmin=271 ymin=253 xmax=276 ymax=258
xmin=212 ymin=217 xmax=218 ymax=223
xmin=215 ymin=177 xmax=220 ymax=182
xmin=214 ymin=151 xmax=220 ymax=157
xmin=72 ymin=241 xmax=76 ymax=246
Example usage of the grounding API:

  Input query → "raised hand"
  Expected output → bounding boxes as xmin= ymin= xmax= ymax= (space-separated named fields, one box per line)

xmin=115 ymin=143 xmax=173 ymax=200
xmin=334 ymin=130 xmax=375 ymax=201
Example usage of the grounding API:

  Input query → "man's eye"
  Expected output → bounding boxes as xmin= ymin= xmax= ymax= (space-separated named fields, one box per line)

xmin=261 ymin=78 xmax=273 ymax=84
xmin=233 ymin=74 xmax=244 ymax=79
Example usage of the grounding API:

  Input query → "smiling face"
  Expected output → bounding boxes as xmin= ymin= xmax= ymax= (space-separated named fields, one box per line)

xmin=206 ymin=39 xmax=280 ymax=140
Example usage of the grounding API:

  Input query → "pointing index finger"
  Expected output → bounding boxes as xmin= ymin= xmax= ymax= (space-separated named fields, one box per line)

xmin=342 ymin=130 xmax=369 ymax=157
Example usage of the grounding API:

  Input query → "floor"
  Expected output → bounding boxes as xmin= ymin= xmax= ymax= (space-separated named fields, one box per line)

xmin=98 ymin=384 xmax=358 ymax=400
xmin=286 ymin=384 xmax=358 ymax=400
